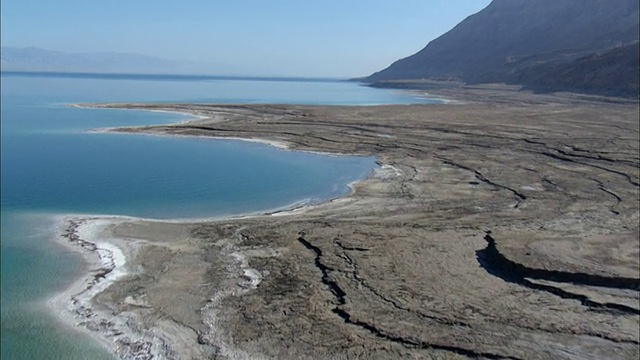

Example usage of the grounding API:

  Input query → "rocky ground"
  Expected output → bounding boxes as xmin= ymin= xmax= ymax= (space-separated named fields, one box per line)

xmin=84 ymin=86 xmax=639 ymax=359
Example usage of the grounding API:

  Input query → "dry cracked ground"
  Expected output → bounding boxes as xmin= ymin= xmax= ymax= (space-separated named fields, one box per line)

xmin=89 ymin=86 xmax=639 ymax=359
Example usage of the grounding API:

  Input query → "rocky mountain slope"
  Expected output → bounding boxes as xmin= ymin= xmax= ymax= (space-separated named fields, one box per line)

xmin=366 ymin=0 xmax=639 ymax=96
xmin=520 ymin=42 xmax=639 ymax=97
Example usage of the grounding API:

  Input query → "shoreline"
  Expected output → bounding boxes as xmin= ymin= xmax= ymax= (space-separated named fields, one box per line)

xmin=79 ymin=108 xmax=382 ymax=159
xmin=48 ymin=215 xmax=190 ymax=359
xmin=46 ymin=158 xmax=380 ymax=359
xmin=89 ymin=126 xmax=293 ymax=152
xmin=45 ymin=94 xmax=639 ymax=359
xmin=48 ymin=216 xmax=137 ymax=358
xmin=68 ymin=103 xmax=211 ymax=124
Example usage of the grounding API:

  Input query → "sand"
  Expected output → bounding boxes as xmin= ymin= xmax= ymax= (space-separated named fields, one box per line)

xmin=53 ymin=85 xmax=639 ymax=359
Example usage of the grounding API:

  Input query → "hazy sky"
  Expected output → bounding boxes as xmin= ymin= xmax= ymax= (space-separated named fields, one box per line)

xmin=1 ymin=0 xmax=491 ymax=77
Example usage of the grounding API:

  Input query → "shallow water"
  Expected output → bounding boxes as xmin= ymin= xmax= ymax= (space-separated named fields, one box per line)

xmin=0 ymin=73 xmax=435 ymax=359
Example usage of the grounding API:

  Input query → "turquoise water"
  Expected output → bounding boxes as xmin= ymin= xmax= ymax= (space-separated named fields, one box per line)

xmin=0 ymin=73 xmax=434 ymax=359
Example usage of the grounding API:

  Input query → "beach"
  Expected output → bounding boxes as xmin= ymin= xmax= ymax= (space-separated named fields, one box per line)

xmin=52 ymin=86 xmax=639 ymax=359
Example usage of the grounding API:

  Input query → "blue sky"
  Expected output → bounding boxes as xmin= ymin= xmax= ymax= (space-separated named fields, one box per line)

xmin=1 ymin=0 xmax=491 ymax=77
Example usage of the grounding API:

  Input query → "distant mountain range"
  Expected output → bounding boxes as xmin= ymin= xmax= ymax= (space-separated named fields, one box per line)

xmin=0 ymin=47 xmax=226 ymax=75
xmin=366 ymin=0 xmax=639 ymax=97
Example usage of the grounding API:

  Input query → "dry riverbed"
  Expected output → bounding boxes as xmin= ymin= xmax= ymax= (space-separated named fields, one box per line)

xmin=67 ymin=87 xmax=639 ymax=359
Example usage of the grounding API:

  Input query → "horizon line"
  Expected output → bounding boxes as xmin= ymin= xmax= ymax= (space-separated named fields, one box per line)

xmin=0 ymin=70 xmax=358 ymax=83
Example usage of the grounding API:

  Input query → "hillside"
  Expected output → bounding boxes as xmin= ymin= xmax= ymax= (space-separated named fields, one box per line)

xmin=365 ymin=0 xmax=639 ymax=96
xmin=521 ymin=42 xmax=639 ymax=97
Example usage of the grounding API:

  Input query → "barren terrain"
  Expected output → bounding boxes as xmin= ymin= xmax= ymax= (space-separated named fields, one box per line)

xmin=73 ymin=86 xmax=639 ymax=359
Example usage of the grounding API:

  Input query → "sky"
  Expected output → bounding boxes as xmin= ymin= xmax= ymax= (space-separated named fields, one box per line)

xmin=1 ymin=0 xmax=492 ymax=77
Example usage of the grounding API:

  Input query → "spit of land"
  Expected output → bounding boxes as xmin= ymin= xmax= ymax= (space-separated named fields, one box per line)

xmin=60 ymin=85 xmax=639 ymax=359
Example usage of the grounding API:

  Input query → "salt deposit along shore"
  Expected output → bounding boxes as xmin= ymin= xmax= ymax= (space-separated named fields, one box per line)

xmin=59 ymin=85 xmax=639 ymax=359
xmin=49 ymin=216 xmax=173 ymax=359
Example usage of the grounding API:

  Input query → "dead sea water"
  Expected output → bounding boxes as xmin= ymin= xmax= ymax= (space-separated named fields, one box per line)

xmin=0 ymin=72 xmax=439 ymax=359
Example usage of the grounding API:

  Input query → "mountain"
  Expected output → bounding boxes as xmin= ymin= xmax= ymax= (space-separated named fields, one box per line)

xmin=365 ymin=0 xmax=639 ymax=96
xmin=0 ymin=47 xmax=224 ymax=75
xmin=520 ymin=42 xmax=639 ymax=97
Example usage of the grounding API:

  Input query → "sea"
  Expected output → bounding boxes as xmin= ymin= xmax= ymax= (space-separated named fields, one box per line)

xmin=0 ymin=72 xmax=437 ymax=359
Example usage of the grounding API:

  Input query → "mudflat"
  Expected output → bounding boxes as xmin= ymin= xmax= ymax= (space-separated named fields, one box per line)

xmin=74 ymin=86 xmax=639 ymax=359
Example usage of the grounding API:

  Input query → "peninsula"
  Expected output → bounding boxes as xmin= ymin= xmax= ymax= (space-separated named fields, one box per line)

xmin=59 ymin=86 xmax=640 ymax=359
